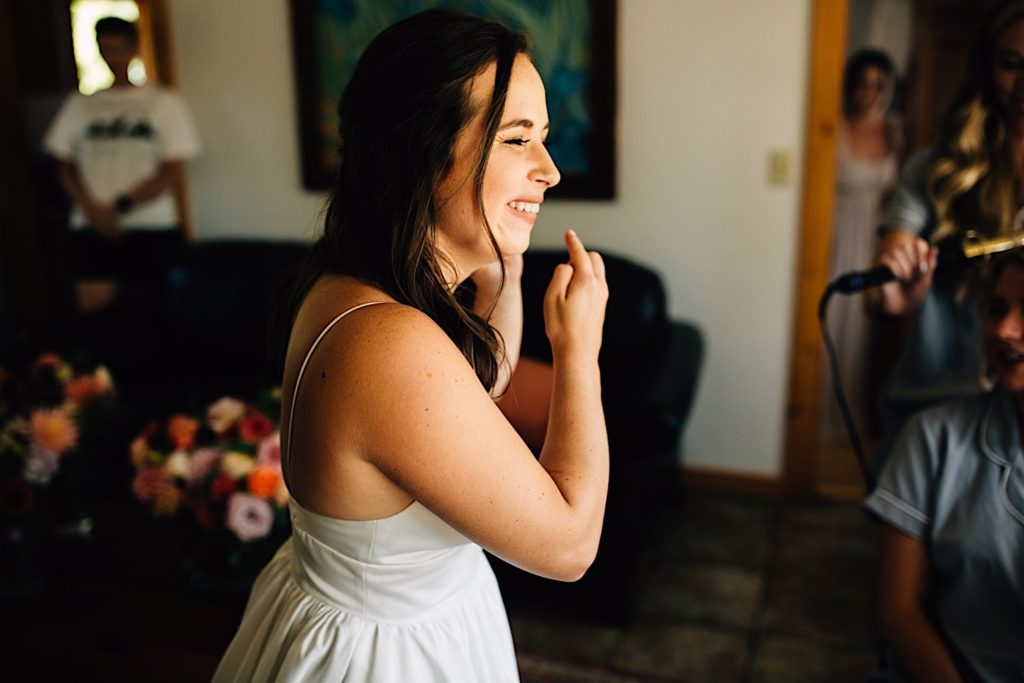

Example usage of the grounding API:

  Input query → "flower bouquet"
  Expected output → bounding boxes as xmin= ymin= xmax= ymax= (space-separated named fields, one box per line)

xmin=0 ymin=354 xmax=117 ymax=592
xmin=129 ymin=391 xmax=290 ymax=594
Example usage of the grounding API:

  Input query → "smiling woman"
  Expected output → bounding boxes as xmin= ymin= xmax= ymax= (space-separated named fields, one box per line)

xmin=865 ymin=252 xmax=1024 ymax=682
xmin=213 ymin=9 xmax=609 ymax=682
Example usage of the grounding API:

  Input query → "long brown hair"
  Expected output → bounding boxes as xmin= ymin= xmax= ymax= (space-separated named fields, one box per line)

xmin=928 ymin=0 xmax=1024 ymax=243
xmin=278 ymin=10 xmax=529 ymax=391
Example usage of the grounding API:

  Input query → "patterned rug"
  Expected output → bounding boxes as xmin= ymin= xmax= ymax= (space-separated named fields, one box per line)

xmin=518 ymin=653 xmax=680 ymax=683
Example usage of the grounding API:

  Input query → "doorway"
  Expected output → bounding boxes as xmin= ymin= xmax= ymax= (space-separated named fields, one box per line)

xmin=783 ymin=0 xmax=994 ymax=499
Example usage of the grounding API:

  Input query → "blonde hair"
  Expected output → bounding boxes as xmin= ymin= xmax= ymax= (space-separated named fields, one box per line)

xmin=927 ymin=0 xmax=1024 ymax=244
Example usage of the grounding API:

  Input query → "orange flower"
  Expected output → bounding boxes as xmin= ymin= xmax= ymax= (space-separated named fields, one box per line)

xmin=129 ymin=436 xmax=150 ymax=468
xmin=238 ymin=410 xmax=274 ymax=444
xmin=34 ymin=353 xmax=72 ymax=383
xmin=167 ymin=415 xmax=199 ymax=450
xmin=64 ymin=375 xmax=105 ymax=406
xmin=30 ymin=408 xmax=78 ymax=454
xmin=247 ymin=466 xmax=279 ymax=499
xmin=273 ymin=478 xmax=290 ymax=507
xmin=153 ymin=484 xmax=184 ymax=516
xmin=33 ymin=353 xmax=63 ymax=370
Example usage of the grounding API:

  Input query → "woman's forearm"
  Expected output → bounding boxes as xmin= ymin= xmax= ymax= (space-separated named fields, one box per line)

xmin=883 ymin=608 xmax=963 ymax=683
xmin=537 ymin=354 xmax=608 ymax=558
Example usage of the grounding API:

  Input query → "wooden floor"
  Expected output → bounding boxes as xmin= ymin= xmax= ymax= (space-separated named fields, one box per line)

xmin=813 ymin=437 xmax=872 ymax=501
xmin=2 ymin=490 xmax=881 ymax=683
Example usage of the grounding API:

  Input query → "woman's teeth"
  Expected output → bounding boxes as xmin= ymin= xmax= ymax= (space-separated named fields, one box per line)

xmin=508 ymin=201 xmax=539 ymax=214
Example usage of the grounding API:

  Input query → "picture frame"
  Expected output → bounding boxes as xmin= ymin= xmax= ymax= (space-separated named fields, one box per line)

xmin=288 ymin=0 xmax=616 ymax=199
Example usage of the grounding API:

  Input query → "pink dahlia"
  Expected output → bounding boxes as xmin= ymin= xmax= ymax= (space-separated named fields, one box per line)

xmin=226 ymin=493 xmax=274 ymax=541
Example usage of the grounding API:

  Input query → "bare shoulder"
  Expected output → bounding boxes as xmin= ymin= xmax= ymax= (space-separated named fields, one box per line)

xmin=287 ymin=277 xmax=483 ymax=412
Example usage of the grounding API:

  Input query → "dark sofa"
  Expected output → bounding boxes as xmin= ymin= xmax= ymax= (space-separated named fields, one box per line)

xmin=64 ymin=240 xmax=704 ymax=618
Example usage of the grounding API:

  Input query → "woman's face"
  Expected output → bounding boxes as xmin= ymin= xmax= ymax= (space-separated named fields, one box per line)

xmin=983 ymin=262 xmax=1024 ymax=393
xmin=852 ymin=65 xmax=890 ymax=116
xmin=992 ymin=19 xmax=1024 ymax=122
xmin=435 ymin=54 xmax=560 ymax=280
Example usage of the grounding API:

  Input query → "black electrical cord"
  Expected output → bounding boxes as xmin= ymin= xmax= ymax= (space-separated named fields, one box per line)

xmin=818 ymin=284 xmax=876 ymax=491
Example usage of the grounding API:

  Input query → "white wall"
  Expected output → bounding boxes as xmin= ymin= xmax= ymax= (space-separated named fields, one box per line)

xmin=173 ymin=0 xmax=812 ymax=477
xmin=172 ymin=0 xmax=325 ymax=240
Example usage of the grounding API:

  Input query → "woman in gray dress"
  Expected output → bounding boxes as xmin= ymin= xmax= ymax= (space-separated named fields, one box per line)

xmin=865 ymin=252 xmax=1024 ymax=682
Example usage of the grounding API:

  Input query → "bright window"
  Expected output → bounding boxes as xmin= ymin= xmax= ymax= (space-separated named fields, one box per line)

xmin=70 ymin=0 xmax=146 ymax=95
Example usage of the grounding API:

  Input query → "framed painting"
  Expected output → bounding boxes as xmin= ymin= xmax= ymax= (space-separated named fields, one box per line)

xmin=289 ymin=0 xmax=616 ymax=199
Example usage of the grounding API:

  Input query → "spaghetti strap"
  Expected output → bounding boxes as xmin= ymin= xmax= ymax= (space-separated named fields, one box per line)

xmin=286 ymin=301 xmax=387 ymax=459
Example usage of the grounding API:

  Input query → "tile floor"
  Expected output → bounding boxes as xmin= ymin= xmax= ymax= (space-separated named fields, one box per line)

xmin=507 ymin=491 xmax=882 ymax=683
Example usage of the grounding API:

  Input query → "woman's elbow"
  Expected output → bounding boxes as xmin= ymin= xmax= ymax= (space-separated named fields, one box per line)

xmin=547 ymin=538 xmax=599 ymax=583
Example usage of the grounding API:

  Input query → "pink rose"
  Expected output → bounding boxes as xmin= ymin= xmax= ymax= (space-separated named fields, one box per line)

xmin=226 ymin=493 xmax=274 ymax=541
xmin=189 ymin=447 xmax=223 ymax=483
xmin=256 ymin=432 xmax=281 ymax=471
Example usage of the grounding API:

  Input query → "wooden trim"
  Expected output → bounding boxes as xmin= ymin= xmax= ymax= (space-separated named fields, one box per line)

xmin=138 ymin=0 xmax=176 ymax=86
xmin=679 ymin=466 xmax=784 ymax=499
xmin=781 ymin=0 xmax=848 ymax=497
xmin=136 ymin=0 xmax=193 ymax=241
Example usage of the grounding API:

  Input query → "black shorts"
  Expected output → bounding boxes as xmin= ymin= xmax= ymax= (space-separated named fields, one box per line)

xmin=68 ymin=228 xmax=184 ymax=283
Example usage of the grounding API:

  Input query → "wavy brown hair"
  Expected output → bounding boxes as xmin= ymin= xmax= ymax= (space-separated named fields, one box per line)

xmin=928 ymin=0 xmax=1024 ymax=244
xmin=277 ymin=10 xmax=529 ymax=392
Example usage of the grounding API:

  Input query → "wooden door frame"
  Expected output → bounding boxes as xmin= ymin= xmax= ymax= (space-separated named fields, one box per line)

xmin=781 ymin=0 xmax=849 ymax=497
xmin=137 ymin=0 xmax=194 ymax=241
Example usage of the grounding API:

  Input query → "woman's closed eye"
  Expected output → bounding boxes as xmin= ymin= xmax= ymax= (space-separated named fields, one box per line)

xmin=501 ymin=137 xmax=529 ymax=147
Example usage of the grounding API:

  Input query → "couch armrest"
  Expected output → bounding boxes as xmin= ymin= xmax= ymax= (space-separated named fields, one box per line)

xmin=603 ymin=320 xmax=704 ymax=460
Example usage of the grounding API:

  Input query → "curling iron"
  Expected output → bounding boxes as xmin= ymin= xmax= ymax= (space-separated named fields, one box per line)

xmin=830 ymin=230 xmax=1024 ymax=294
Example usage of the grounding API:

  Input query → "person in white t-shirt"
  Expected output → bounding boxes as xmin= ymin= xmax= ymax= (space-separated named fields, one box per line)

xmin=43 ymin=16 xmax=201 ymax=313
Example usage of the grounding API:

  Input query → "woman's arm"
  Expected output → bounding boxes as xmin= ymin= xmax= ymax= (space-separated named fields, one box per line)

xmin=877 ymin=522 xmax=963 ymax=683
xmin=471 ymin=254 xmax=523 ymax=398
xmin=305 ymin=231 xmax=608 ymax=581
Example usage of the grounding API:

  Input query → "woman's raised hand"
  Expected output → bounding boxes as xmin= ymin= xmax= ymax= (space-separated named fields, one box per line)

xmin=543 ymin=230 xmax=608 ymax=363
xmin=873 ymin=229 xmax=938 ymax=316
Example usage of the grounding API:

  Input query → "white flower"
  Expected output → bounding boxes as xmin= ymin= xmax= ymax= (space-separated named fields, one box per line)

xmin=221 ymin=452 xmax=255 ymax=479
xmin=163 ymin=450 xmax=192 ymax=481
xmin=24 ymin=445 xmax=60 ymax=484
xmin=206 ymin=397 xmax=246 ymax=435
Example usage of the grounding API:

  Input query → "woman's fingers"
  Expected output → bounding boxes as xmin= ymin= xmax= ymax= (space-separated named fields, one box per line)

xmin=564 ymin=229 xmax=594 ymax=279
xmin=545 ymin=263 xmax=575 ymax=302
xmin=590 ymin=251 xmax=606 ymax=280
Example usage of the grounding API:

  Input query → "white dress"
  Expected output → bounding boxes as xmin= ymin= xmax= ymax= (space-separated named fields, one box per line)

xmin=822 ymin=131 xmax=898 ymax=440
xmin=213 ymin=303 xmax=520 ymax=682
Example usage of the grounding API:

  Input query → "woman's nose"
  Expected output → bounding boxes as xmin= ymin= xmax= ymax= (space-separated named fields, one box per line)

xmin=998 ymin=308 xmax=1024 ymax=339
xmin=530 ymin=144 xmax=561 ymax=188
